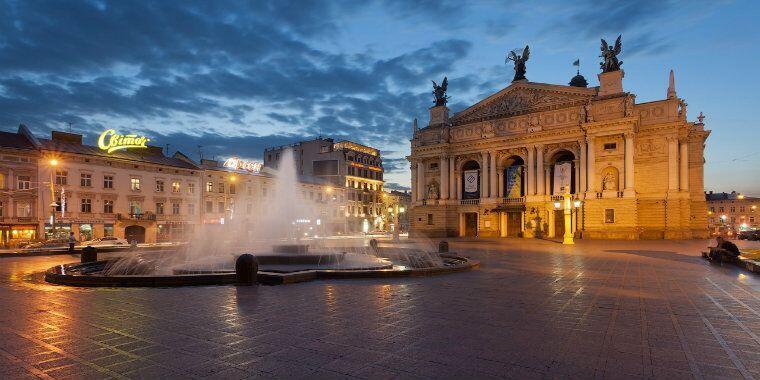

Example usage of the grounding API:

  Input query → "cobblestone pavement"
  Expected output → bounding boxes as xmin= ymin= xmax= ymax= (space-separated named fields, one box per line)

xmin=1 ymin=239 xmax=760 ymax=379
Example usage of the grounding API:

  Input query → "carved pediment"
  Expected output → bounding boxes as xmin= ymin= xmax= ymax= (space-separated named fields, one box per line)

xmin=451 ymin=84 xmax=593 ymax=126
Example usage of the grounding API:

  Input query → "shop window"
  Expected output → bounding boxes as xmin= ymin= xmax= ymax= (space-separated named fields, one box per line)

xmin=80 ymin=198 xmax=92 ymax=213
xmin=172 ymin=203 xmax=180 ymax=215
xmin=188 ymin=203 xmax=195 ymax=215
xmin=130 ymin=178 xmax=141 ymax=191
xmin=55 ymin=170 xmax=67 ymax=185
xmin=172 ymin=181 xmax=180 ymax=193
xmin=603 ymin=142 xmax=617 ymax=150
xmin=155 ymin=180 xmax=165 ymax=192
xmin=79 ymin=224 xmax=93 ymax=241
xmin=80 ymin=173 xmax=92 ymax=187
xmin=17 ymin=175 xmax=31 ymax=190
xmin=188 ymin=182 xmax=195 ymax=194
xmin=605 ymin=209 xmax=615 ymax=223
xmin=156 ymin=202 xmax=164 ymax=215
xmin=103 ymin=200 xmax=114 ymax=214
xmin=103 ymin=175 xmax=113 ymax=189
xmin=104 ymin=224 xmax=114 ymax=237
xmin=0 ymin=173 xmax=5 ymax=188
xmin=205 ymin=201 xmax=212 ymax=213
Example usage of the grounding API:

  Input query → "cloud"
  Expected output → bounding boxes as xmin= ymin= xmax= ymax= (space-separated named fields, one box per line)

xmin=384 ymin=182 xmax=411 ymax=191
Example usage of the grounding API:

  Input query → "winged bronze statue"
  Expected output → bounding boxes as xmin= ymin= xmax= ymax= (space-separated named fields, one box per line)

xmin=506 ymin=45 xmax=529 ymax=82
xmin=432 ymin=77 xmax=449 ymax=107
xmin=600 ymin=35 xmax=623 ymax=72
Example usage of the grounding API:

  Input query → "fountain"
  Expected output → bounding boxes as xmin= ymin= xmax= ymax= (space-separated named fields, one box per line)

xmin=45 ymin=149 xmax=477 ymax=287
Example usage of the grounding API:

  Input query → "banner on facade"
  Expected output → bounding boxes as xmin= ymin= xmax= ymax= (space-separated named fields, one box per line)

xmin=463 ymin=170 xmax=479 ymax=199
xmin=504 ymin=166 xmax=522 ymax=198
xmin=553 ymin=162 xmax=572 ymax=194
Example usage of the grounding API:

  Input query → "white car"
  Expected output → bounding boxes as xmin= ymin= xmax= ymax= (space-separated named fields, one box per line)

xmin=79 ymin=236 xmax=129 ymax=247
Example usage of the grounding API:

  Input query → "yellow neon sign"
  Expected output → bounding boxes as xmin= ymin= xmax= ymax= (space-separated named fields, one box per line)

xmin=97 ymin=129 xmax=150 ymax=153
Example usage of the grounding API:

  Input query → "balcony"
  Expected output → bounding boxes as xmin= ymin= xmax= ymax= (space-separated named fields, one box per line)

xmin=460 ymin=199 xmax=480 ymax=205
xmin=502 ymin=197 xmax=525 ymax=205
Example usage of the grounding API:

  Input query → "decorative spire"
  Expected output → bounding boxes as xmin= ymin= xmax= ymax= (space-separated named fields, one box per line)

xmin=697 ymin=112 xmax=705 ymax=124
xmin=667 ymin=69 xmax=676 ymax=99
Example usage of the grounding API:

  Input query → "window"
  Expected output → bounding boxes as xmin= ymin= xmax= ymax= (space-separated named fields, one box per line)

xmin=55 ymin=196 xmax=66 ymax=212
xmin=188 ymin=203 xmax=195 ymax=215
xmin=719 ymin=207 xmax=724 ymax=212
xmin=218 ymin=182 xmax=224 ymax=193
xmin=80 ymin=173 xmax=92 ymax=187
xmin=81 ymin=198 xmax=92 ymax=213
xmin=427 ymin=214 xmax=433 ymax=225
xmin=206 ymin=181 xmax=213 ymax=192
xmin=218 ymin=202 xmax=225 ymax=213
xmin=605 ymin=209 xmax=615 ymax=223
xmin=103 ymin=175 xmax=113 ymax=189
xmin=262 ymin=187 xmax=268 ymax=197
xmin=229 ymin=183 xmax=236 ymax=194
xmin=205 ymin=201 xmax=213 ymax=213
xmin=104 ymin=224 xmax=114 ymax=237
xmin=710 ymin=207 xmax=715 ymax=213
xmin=429 ymin=163 xmax=438 ymax=170
xmin=103 ymin=200 xmax=114 ymax=213
xmin=130 ymin=178 xmax=141 ymax=191
xmin=0 ymin=201 xmax=3 ymax=217
xmin=730 ymin=206 xmax=736 ymax=213
xmin=740 ymin=206 xmax=746 ymax=212
xmin=17 ymin=175 xmax=31 ymax=190
xmin=751 ymin=217 xmax=755 ymax=223
xmin=247 ymin=184 xmax=252 ymax=195
xmin=187 ymin=182 xmax=195 ymax=194
xmin=603 ymin=142 xmax=617 ymax=150
xmin=55 ymin=170 xmax=68 ymax=185
xmin=155 ymin=180 xmax=164 ymax=192
xmin=129 ymin=200 xmax=141 ymax=215
xmin=172 ymin=203 xmax=180 ymax=215
xmin=156 ymin=202 xmax=164 ymax=215
xmin=16 ymin=201 xmax=31 ymax=217
xmin=172 ymin=181 xmax=180 ymax=193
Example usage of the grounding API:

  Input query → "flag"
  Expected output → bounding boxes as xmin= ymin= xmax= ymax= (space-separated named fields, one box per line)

xmin=572 ymin=59 xmax=580 ymax=66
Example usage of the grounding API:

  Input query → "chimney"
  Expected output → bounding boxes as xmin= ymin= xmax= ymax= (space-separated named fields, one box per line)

xmin=667 ymin=69 xmax=676 ymax=99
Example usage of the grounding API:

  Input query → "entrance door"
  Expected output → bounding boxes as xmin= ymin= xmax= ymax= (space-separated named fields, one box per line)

xmin=554 ymin=210 xmax=565 ymax=238
xmin=124 ymin=225 xmax=146 ymax=244
xmin=507 ymin=212 xmax=522 ymax=237
xmin=464 ymin=213 xmax=478 ymax=237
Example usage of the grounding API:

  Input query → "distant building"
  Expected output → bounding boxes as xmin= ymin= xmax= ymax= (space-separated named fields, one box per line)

xmin=381 ymin=190 xmax=411 ymax=233
xmin=0 ymin=125 xmax=39 ymax=248
xmin=705 ymin=191 xmax=758 ymax=236
xmin=264 ymin=138 xmax=384 ymax=233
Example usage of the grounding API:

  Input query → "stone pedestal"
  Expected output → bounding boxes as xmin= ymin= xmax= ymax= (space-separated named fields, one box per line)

xmin=598 ymin=70 xmax=624 ymax=96
xmin=429 ymin=106 xmax=449 ymax=127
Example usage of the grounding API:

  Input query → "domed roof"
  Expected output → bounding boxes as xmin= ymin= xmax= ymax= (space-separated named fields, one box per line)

xmin=569 ymin=73 xmax=588 ymax=88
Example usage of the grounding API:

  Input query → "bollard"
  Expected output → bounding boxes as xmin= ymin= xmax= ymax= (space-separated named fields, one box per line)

xmin=81 ymin=246 xmax=98 ymax=263
xmin=438 ymin=241 xmax=449 ymax=253
xmin=235 ymin=253 xmax=259 ymax=285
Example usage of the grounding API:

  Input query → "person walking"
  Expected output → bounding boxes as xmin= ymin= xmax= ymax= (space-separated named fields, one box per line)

xmin=68 ymin=232 xmax=76 ymax=253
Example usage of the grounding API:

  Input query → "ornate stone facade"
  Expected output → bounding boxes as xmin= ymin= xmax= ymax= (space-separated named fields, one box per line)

xmin=409 ymin=71 xmax=710 ymax=240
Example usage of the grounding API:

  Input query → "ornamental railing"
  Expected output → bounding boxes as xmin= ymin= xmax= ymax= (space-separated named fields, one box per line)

xmin=501 ymin=197 xmax=525 ymax=205
xmin=460 ymin=199 xmax=480 ymax=205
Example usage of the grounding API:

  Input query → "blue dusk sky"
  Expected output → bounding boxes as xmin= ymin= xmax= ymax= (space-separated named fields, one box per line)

xmin=0 ymin=1 xmax=758 ymax=194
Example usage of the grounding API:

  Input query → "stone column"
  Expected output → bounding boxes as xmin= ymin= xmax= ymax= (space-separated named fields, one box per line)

xmin=586 ymin=137 xmax=596 ymax=192
xmin=573 ymin=159 xmax=580 ymax=194
xmin=536 ymin=145 xmax=544 ymax=195
xmin=667 ymin=137 xmax=678 ymax=191
xmin=440 ymin=156 xmax=449 ymax=200
xmin=498 ymin=170 xmax=504 ymax=198
xmin=489 ymin=150 xmax=497 ymax=199
xmin=579 ymin=139 xmax=587 ymax=193
xmin=449 ymin=158 xmax=456 ymax=200
xmin=679 ymin=140 xmax=689 ymax=191
xmin=624 ymin=133 xmax=635 ymax=191
xmin=545 ymin=167 xmax=551 ymax=196
xmin=481 ymin=152 xmax=489 ymax=198
xmin=456 ymin=172 xmax=462 ymax=200
xmin=410 ymin=162 xmax=417 ymax=203
xmin=417 ymin=161 xmax=425 ymax=200
xmin=527 ymin=146 xmax=535 ymax=196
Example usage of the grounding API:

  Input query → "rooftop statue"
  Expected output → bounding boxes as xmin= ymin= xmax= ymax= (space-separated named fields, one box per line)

xmin=506 ymin=45 xmax=529 ymax=82
xmin=431 ymin=77 xmax=449 ymax=107
xmin=600 ymin=35 xmax=623 ymax=72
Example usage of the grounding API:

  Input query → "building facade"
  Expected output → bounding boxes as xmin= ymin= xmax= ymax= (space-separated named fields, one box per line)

xmin=264 ymin=138 xmax=384 ymax=233
xmin=706 ymin=191 xmax=758 ymax=236
xmin=0 ymin=126 xmax=39 ymax=247
xmin=409 ymin=67 xmax=710 ymax=240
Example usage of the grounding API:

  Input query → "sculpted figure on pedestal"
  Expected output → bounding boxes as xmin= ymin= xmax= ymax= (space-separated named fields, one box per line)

xmin=506 ymin=45 xmax=530 ymax=82
xmin=427 ymin=181 xmax=440 ymax=200
xmin=600 ymin=35 xmax=623 ymax=72
xmin=432 ymin=77 xmax=449 ymax=107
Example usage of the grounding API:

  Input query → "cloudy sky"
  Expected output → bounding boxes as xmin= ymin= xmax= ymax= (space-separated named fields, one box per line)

xmin=1 ymin=0 xmax=758 ymax=194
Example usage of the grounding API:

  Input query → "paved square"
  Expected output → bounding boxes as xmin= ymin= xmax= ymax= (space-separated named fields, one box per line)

xmin=1 ymin=239 xmax=760 ymax=379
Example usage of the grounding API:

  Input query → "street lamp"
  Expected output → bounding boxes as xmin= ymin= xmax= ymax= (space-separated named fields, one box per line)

xmin=554 ymin=186 xmax=581 ymax=245
xmin=48 ymin=159 xmax=59 ymax=240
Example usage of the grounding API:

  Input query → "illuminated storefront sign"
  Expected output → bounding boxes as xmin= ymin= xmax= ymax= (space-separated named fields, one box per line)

xmin=97 ymin=129 xmax=150 ymax=153
xmin=223 ymin=157 xmax=263 ymax=173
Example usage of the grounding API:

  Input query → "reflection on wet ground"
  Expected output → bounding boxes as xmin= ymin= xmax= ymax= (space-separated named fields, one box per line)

xmin=1 ymin=239 xmax=760 ymax=379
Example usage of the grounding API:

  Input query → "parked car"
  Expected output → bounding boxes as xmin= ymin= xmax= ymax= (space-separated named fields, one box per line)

xmin=21 ymin=238 xmax=69 ymax=251
xmin=79 ymin=236 xmax=129 ymax=247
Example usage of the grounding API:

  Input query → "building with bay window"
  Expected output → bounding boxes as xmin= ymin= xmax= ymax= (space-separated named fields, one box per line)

xmin=409 ymin=67 xmax=709 ymax=240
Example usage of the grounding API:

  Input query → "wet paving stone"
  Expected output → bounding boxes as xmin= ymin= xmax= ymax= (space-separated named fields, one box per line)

xmin=1 ymin=239 xmax=760 ymax=379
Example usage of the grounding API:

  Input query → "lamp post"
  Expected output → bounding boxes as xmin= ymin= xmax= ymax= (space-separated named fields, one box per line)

xmin=388 ymin=204 xmax=406 ymax=241
xmin=48 ymin=159 xmax=59 ymax=240
xmin=554 ymin=186 xmax=581 ymax=245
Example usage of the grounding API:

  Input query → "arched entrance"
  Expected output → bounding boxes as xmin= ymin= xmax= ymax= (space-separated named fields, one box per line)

xmin=124 ymin=225 xmax=146 ymax=244
xmin=548 ymin=150 xmax=577 ymax=238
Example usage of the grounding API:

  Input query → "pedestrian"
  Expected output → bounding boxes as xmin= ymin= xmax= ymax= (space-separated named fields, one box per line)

xmin=708 ymin=236 xmax=740 ymax=263
xmin=68 ymin=231 xmax=76 ymax=253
